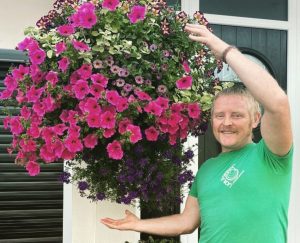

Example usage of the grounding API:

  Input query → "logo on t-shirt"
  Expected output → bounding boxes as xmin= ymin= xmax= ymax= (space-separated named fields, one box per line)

xmin=221 ymin=164 xmax=244 ymax=188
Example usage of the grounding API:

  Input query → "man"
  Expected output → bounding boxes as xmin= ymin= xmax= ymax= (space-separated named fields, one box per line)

xmin=101 ymin=24 xmax=293 ymax=243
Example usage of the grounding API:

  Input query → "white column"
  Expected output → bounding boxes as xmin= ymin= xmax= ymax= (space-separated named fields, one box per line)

xmin=287 ymin=0 xmax=300 ymax=242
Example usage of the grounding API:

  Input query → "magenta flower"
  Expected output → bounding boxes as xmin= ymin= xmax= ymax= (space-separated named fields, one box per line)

xmin=188 ymin=103 xmax=201 ymax=119
xmin=116 ymin=97 xmax=128 ymax=112
xmin=3 ymin=75 xmax=17 ymax=91
xmin=61 ymin=149 xmax=76 ymax=160
xmin=102 ymin=0 xmax=120 ymax=11
xmin=103 ymin=128 xmax=115 ymax=138
xmin=58 ymin=57 xmax=70 ymax=72
xmin=65 ymin=135 xmax=83 ymax=153
xmin=155 ymin=97 xmax=169 ymax=110
xmin=100 ymin=111 xmax=116 ymax=129
xmin=176 ymin=76 xmax=193 ymax=89
xmin=26 ymin=161 xmax=40 ymax=176
xmin=145 ymin=126 xmax=159 ymax=141
xmin=17 ymin=37 xmax=37 ymax=51
xmin=182 ymin=60 xmax=191 ymax=73
xmin=128 ymin=5 xmax=147 ymax=24
xmin=55 ymin=42 xmax=66 ymax=56
xmin=26 ymin=86 xmax=44 ymax=103
xmin=57 ymin=24 xmax=75 ymax=36
xmin=135 ymin=90 xmax=152 ymax=101
xmin=83 ymin=134 xmax=98 ymax=149
xmin=118 ymin=118 xmax=131 ymax=134
xmin=20 ymin=138 xmax=36 ymax=152
xmin=106 ymin=90 xmax=121 ymax=106
xmin=144 ymin=101 xmax=163 ymax=116
xmin=72 ymin=80 xmax=90 ymax=100
xmin=80 ymin=11 xmax=97 ymax=29
xmin=86 ymin=113 xmax=101 ymax=128
xmin=46 ymin=71 xmax=59 ymax=85
xmin=78 ymin=64 xmax=92 ymax=80
xmin=29 ymin=48 xmax=46 ymax=65
xmin=126 ymin=124 xmax=142 ymax=143
xmin=12 ymin=65 xmax=29 ymax=81
xmin=107 ymin=140 xmax=123 ymax=160
xmin=0 ymin=89 xmax=13 ymax=100
xmin=91 ymin=74 xmax=108 ymax=87
xmin=53 ymin=124 xmax=68 ymax=135
xmin=33 ymin=100 xmax=46 ymax=117
xmin=84 ymin=97 xmax=101 ymax=113
xmin=72 ymin=40 xmax=90 ymax=52
xmin=9 ymin=117 xmax=24 ymax=135
xmin=90 ymin=83 xmax=104 ymax=99
xmin=40 ymin=144 xmax=56 ymax=163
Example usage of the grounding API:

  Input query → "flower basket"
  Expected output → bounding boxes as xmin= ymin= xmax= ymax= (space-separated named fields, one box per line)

xmin=0 ymin=0 xmax=222 ymax=210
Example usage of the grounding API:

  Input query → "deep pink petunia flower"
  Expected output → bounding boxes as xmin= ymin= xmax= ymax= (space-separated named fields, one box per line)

xmin=12 ymin=65 xmax=29 ymax=81
xmin=86 ymin=113 xmax=101 ymax=128
xmin=29 ymin=48 xmax=46 ymax=65
xmin=100 ymin=111 xmax=116 ymax=129
xmin=40 ymin=144 xmax=56 ymax=163
xmin=135 ymin=90 xmax=152 ymax=101
xmin=80 ymin=10 xmax=97 ymax=28
xmin=145 ymin=126 xmax=159 ymax=141
xmin=46 ymin=71 xmax=59 ymax=85
xmin=187 ymin=103 xmax=201 ymax=119
xmin=72 ymin=40 xmax=91 ymax=52
xmin=106 ymin=90 xmax=121 ymax=106
xmin=26 ymin=161 xmax=40 ymax=176
xmin=9 ymin=117 xmax=24 ymax=135
xmin=182 ymin=60 xmax=191 ymax=73
xmin=128 ymin=5 xmax=147 ymax=24
xmin=3 ymin=75 xmax=17 ymax=91
xmin=83 ymin=134 xmax=98 ymax=149
xmin=107 ymin=140 xmax=123 ymax=160
xmin=57 ymin=24 xmax=75 ymax=36
xmin=72 ymin=80 xmax=90 ymax=100
xmin=90 ymin=83 xmax=104 ymax=99
xmin=144 ymin=101 xmax=163 ymax=116
xmin=126 ymin=124 xmax=142 ymax=143
xmin=58 ymin=57 xmax=70 ymax=72
xmin=64 ymin=135 xmax=83 ymax=153
xmin=176 ymin=76 xmax=193 ymax=90
xmin=55 ymin=42 xmax=67 ymax=56
xmin=77 ymin=64 xmax=92 ymax=79
xmin=102 ymin=0 xmax=120 ymax=11
xmin=91 ymin=73 xmax=108 ymax=87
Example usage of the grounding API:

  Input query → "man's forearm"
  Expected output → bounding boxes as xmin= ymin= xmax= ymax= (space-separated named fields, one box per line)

xmin=135 ymin=214 xmax=193 ymax=236
xmin=225 ymin=47 xmax=288 ymax=112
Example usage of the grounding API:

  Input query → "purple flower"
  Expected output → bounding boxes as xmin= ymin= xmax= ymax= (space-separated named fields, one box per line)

xmin=59 ymin=171 xmax=71 ymax=183
xmin=96 ymin=192 xmax=106 ymax=201
xmin=78 ymin=181 xmax=89 ymax=191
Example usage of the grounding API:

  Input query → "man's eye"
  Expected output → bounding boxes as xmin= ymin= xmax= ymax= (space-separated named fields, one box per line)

xmin=215 ymin=114 xmax=224 ymax=118
xmin=232 ymin=114 xmax=242 ymax=118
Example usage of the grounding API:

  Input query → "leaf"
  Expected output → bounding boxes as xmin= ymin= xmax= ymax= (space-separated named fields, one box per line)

xmin=47 ymin=50 xmax=53 ymax=58
xmin=92 ymin=45 xmax=104 ymax=52
xmin=91 ymin=31 xmax=100 ymax=36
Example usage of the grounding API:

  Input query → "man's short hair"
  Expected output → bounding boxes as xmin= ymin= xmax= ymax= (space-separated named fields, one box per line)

xmin=211 ymin=84 xmax=261 ymax=118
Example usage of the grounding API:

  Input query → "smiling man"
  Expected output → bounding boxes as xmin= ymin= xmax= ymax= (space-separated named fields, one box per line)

xmin=101 ymin=24 xmax=293 ymax=243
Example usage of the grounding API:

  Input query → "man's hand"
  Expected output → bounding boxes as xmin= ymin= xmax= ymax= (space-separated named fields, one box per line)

xmin=184 ymin=23 xmax=229 ymax=60
xmin=101 ymin=210 xmax=139 ymax=231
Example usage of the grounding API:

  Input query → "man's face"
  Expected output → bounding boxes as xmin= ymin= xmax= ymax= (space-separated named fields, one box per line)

xmin=212 ymin=95 xmax=259 ymax=152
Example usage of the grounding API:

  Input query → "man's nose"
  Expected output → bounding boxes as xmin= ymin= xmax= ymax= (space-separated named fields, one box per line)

xmin=222 ymin=116 xmax=233 ymax=125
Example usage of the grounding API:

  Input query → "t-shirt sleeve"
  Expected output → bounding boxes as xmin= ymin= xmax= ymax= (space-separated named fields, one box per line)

xmin=189 ymin=171 xmax=199 ymax=198
xmin=258 ymin=139 xmax=293 ymax=174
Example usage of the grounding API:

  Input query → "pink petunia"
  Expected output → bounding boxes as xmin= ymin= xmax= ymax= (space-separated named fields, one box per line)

xmin=176 ymin=76 xmax=193 ymax=90
xmin=12 ymin=65 xmax=29 ymax=81
xmin=107 ymin=140 xmax=123 ymax=160
xmin=32 ymin=101 xmax=46 ymax=117
xmin=80 ymin=10 xmax=97 ymax=29
xmin=90 ymin=83 xmax=104 ymax=99
xmin=83 ymin=134 xmax=98 ymax=149
xmin=106 ymin=90 xmax=121 ymax=106
xmin=118 ymin=118 xmax=131 ymax=134
xmin=9 ymin=117 xmax=24 ymax=135
xmin=58 ymin=57 xmax=70 ymax=72
xmin=84 ymin=97 xmax=101 ymax=113
xmin=171 ymin=103 xmax=184 ymax=114
xmin=27 ymin=124 xmax=40 ymax=138
xmin=17 ymin=37 xmax=38 ymax=51
xmin=126 ymin=124 xmax=142 ymax=143
xmin=19 ymin=138 xmax=36 ymax=152
xmin=187 ymin=103 xmax=201 ymax=119
xmin=26 ymin=86 xmax=44 ymax=103
xmin=103 ymin=128 xmax=115 ymax=138
xmin=91 ymin=73 xmax=108 ymax=87
xmin=55 ymin=41 xmax=67 ymax=56
xmin=102 ymin=0 xmax=120 ymax=11
xmin=155 ymin=97 xmax=169 ymax=110
xmin=4 ymin=75 xmax=17 ymax=91
xmin=0 ymin=89 xmax=13 ymax=100
xmin=116 ymin=97 xmax=128 ymax=112
xmin=46 ymin=71 xmax=59 ymax=85
xmin=61 ymin=148 xmax=76 ymax=160
xmin=100 ymin=111 xmax=116 ymax=129
xmin=29 ymin=48 xmax=46 ymax=65
xmin=72 ymin=40 xmax=90 ymax=52
xmin=57 ymin=24 xmax=75 ymax=36
xmin=64 ymin=135 xmax=83 ymax=153
xmin=145 ymin=126 xmax=159 ymax=141
xmin=40 ymin=144 xmax=56 ymax=163
xmin=72 ymin=80 xmax=90 ymax=100
xmin=86 ymin=113 xmax=101 ymax=128
xmin=182 ymin=60 xmax=191 ymax=73
xmin=53 ymin=124 xmax=68 ymax=135
xmin=20 ymin=106 xmax=31 ymax=120
xmin=144 ymin=101 xmax=163 ymax=116
xmin=26 ymin=161 xmax=40 ymax=176
xmin=135 ymin=90 xmax=152 ymax=101
xmin=77 ymin=64 xmax=92 ymax=80
xmin=128 ymin=5 xmax=147 ymax=24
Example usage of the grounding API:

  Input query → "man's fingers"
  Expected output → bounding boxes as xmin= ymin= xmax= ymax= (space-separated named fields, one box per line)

xmin=188 ymin=35 xmax=207 ymax=44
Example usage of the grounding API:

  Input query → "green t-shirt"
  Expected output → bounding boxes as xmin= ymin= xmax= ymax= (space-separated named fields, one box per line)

xmin=189 ymin=139 xmax=293 ymax=243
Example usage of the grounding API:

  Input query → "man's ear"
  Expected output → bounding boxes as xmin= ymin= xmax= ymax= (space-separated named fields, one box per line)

xmin=252 ymin=112 xmax=261 ymax=129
